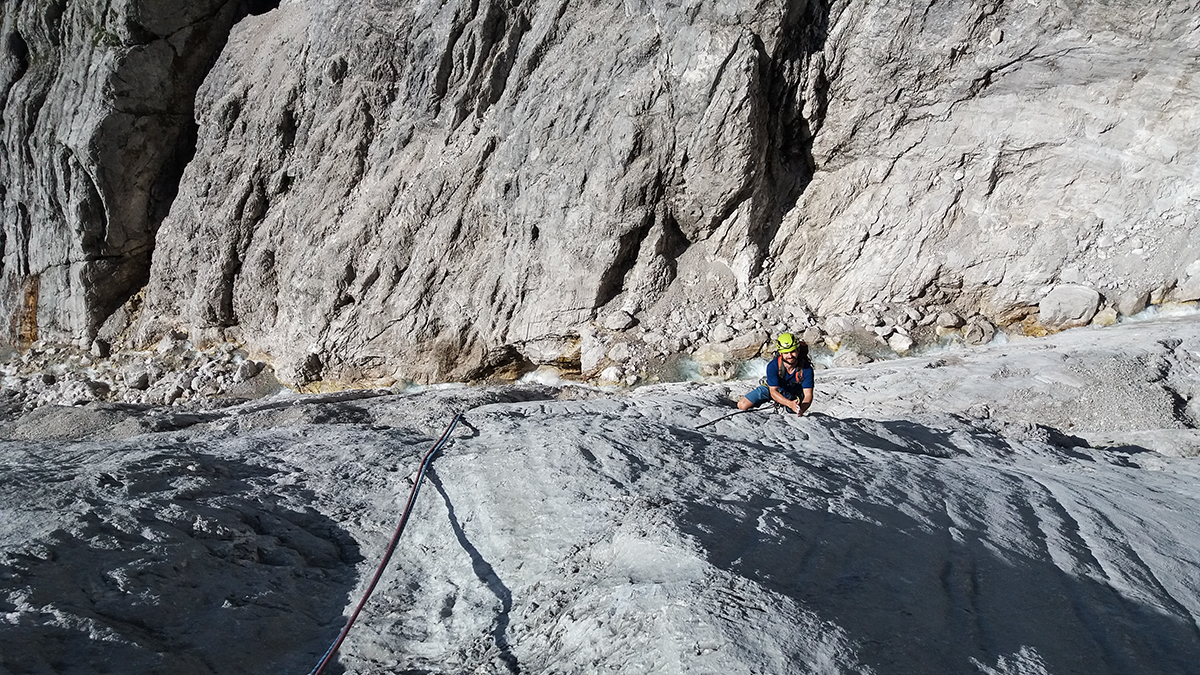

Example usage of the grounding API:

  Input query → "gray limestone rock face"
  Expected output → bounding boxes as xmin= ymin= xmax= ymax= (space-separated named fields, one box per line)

xmin=1039 ymin=284 xmax=1102 ymax=331
xmin=6 ymin=0 xmax=1199 ymax=386
xmin=132 ymin=0 xmax=829 ymax=384
xmin=1178 ymin=260 xmax=1200 ymax=303
xmin=0 ymin=0 xmax=270 ymax=347
xmin=767 ymin=0 xmax=1200 ymax=321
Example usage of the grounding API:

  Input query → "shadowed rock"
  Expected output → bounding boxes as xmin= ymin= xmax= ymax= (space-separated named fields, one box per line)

xmin=0 ymin=0 xmax=277 ymax=345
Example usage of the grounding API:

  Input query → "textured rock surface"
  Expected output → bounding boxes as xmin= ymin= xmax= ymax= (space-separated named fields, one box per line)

xmin=131 ymin=0 xmax=829 ymax=385
xmin=1039 ymin=283 xmax=1101 ymax=330
xmin=0 ymin=337 xmax=279 ymax=411
xmin=4 ymin=317 xmax=1199 ymax=673
xmin=0 ymin=0 xmax=274 ymax=346
xmin=1180 ymin=259 xmax=1200 ymax=302
xmin=770 ymin=0 xmax=1200 ymax=317
xmin=4 ymin=0 xmax=1199 ymax=386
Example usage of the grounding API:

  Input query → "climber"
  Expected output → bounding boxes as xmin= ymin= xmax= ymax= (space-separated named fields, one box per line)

xmin=736 ymin=332 xmax=814 ymax=415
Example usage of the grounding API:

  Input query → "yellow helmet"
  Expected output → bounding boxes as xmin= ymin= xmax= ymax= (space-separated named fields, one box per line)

xmin=776 ymin=332 xmax=798 ymax=354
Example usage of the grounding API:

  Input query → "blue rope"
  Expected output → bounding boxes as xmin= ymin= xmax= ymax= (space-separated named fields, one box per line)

xmin=308 ymin=413 xmax=463 ymax=675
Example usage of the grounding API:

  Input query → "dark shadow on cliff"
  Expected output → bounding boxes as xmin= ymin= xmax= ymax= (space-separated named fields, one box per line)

xmin=87 ymin=0 xmax=283 ymax=330
xmin=746 ymin=0 xmax=831 ymax=268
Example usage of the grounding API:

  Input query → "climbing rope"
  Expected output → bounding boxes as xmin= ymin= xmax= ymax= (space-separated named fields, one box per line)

xmin=695 ymin=407 xmax=760 ymax=429
xmin=696 ymin=401 xmax=803 ymax=429
xmin=308 ymin=413 xmax=463 ymax=675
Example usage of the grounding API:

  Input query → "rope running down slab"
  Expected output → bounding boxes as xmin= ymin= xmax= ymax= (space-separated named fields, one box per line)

xmin=308 ymin=413 xmax=463 ymax=675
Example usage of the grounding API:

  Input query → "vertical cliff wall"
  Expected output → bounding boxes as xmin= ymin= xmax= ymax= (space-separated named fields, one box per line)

xmin=135 ymin=0 xmax=830 ymax=383
xmin=3 ymin=0 xmax=1199 ymax=386
xmin=769 ymin=0 xmax=1200 ymax=320
xmin=0 ymin=0 xmax=273 ymax=348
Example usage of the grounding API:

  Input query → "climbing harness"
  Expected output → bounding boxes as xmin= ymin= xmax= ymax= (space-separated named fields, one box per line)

xmin=308 ymin=413 xmax=463 ymax=675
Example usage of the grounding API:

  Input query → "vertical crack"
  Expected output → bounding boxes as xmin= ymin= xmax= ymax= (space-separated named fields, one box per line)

xmin=746 ymin=0 xmax=831 ymax=269
xmin=594 ymin=213 xmax=655 ymax=309
xmin=0 ymin=29 xmax=30 ymax=110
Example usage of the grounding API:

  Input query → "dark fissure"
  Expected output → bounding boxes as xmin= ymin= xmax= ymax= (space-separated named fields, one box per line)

xmin=93 ymin=0 xmax=284 ymax=328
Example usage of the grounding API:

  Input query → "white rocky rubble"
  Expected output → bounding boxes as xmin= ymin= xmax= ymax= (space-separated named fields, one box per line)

xmin=0 ymin=334 xmax=278 ymax=415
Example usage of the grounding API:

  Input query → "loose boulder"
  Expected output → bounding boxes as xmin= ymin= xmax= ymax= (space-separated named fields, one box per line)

xmin=1178 ymin=261 xmax=1200 ymax=302
xmin=1117 ymin=289 xmax=1150 ymax=317
xmin=728 ymin=331 xmax=768 ymax=359
xmin=1091 ymin=307 xmax=1119 ymax=327
xmin=963 ymin=319 xmax=996 ymax=346
xmin=823 ymin=316 xmax=859 ymax=340
xmin=603 ymin=311 xmax=637 ymax=332
xmin=888 ymin=333 xmax=915 ymax=354
xmin=234 ymin=360 xmax=264 ymax=383
xmin=936 ymin=312 xmax=964 ymax=329
xmin=833 ymin=349 xmax=873 ymax=367
xmin=606 ymin=342 xmax=632 ymax=364
xmin=710 ymin=324 xmax=735 ymax=344
xmin=579 ymin=327 xmax=607 ymax=374
xmin=598 ymin=366 xmax=624 ymax=384
xmin=1039 ymin=285 xmax=1102 ymax=331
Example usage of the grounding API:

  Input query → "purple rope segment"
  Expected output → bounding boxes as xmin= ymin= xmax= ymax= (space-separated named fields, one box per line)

xmin=308 ymin=413 xmax=463 ymax=675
